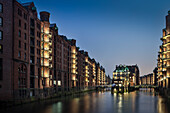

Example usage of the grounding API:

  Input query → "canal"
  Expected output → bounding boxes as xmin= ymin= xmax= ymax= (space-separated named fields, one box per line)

xmin=1 ymin=88 xmax=170 ymax=113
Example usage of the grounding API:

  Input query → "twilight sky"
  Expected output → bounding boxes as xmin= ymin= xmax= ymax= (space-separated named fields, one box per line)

xmin=21 ymin=0 xmax=170 ymax=77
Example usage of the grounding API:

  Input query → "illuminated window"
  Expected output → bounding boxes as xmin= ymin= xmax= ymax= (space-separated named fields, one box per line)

xmin=58 ymin=80 xmax=61 ymax=86
xmin=0 ymin=44 xmax=2 ymax=53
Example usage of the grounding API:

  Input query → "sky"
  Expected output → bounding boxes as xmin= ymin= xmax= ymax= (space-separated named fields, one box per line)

xmin=20 ymin=0 xmax=170 ymax=77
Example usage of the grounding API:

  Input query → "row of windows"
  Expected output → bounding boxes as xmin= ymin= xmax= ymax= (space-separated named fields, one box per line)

xmin=18 ymin=40 xmax=27 ymax=50
xmin=19 ymin=19 xmax=27 ymax=30
xmin=18 ymin=30 xmax=27 ymax=40
xmin=18 ymin=51 xmax=27 ymax=60
xmin=18 ymin=8 xmax=27 ymax=20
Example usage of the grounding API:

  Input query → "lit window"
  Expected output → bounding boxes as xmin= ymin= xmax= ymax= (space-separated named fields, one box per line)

xmin=0 ymin=17 xmax=2 ymax=26
xmin=0 ymin=4 xmax=3 ymax=13
xmin=0 ymin=44 xmax=2 ymax=53
xmin=58 ymin=80 xmax=61 ymax=86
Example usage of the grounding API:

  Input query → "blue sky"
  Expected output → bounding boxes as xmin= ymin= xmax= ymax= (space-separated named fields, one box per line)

xmin=20 ymin=0 xmax=170 ymax=77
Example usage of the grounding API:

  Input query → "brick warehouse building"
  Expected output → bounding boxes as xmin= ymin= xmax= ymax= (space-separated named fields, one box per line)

xmin=0 ymin=0 xmax=107 ymax=100
xmin=157 ymin=11 xmax=170 ymax=88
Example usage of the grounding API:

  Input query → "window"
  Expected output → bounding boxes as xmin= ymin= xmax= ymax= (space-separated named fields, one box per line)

xmin=18 ymin=51 xmax=21 ymax=58
xmin=30 ymin=28 xmax=34 ymax=36
xmin=0 ymin=17 xmax=2 ymax=26
xmin=30 ymin=18 xmax=34 ymax=27
xmin=18 ymin=8 xmax=22 ymax=16
xmin=18 ymin=64 xmax=27 ymax=88
xmin=19 ymin=19 xmax=21 ymax=27
xmin=24 ymin=13 xmax=27 ymax=20
xmin=37 ymin=48 xmax=38 ymax=54
xmin=0 ymin=31 xmax=2 ymax=40
xmin=24 ymin=53 xmax=26 ymax=60
xmin=0 ymin=4 xmax=3 ymax=13
xmin=19 ymin=40 xmax=21 ymax=48
xmin=37 ymin=57 xmax=39 ymax=63
xmin=37 ymin=23 xmax=40 ymax=30
xmin=0 ymin=44 xmax=2 ymax=53
xmin=24 ymin=33 xmax=26 ymax=40
xmin=0 ymin=58 xmax=2 ymax=80
xmin=24 ymin=23 xmax=26 ymax=30
xmin=19 ymin=30 xmax=21 ymax=37
xmin=24 ymin=43 xmax=26 ymax=50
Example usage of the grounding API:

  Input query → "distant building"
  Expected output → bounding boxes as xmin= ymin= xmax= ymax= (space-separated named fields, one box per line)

xmin=140 ymin=73 xmax=153 ymax=85
xmin=106 ymin=75 xmax=111 ymax=85
xmin=127 ymin=64 xmax=140 ymax=85
xmin=113 ymin=65 xmax=130 ymax=88
xmin=113 ymin=64 xmax=140 ymax=88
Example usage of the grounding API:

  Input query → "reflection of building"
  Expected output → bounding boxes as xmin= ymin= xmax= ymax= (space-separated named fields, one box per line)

xmin=113 ymin=65 xmax=130 ymax=88
xmin=140 ymin=73 xmax=153 ymax=85
xmin=157 ymin=11 xmax=170 ymax=88
xmin=0 ymin=0 xmax=107 ymax=100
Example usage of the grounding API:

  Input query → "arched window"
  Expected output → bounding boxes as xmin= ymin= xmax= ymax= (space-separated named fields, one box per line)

xmin=18 ymin=64 xmax=27 ymax=88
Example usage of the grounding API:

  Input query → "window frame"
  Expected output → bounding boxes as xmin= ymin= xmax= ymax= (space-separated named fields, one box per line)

xmin=0 ymin=30 xmax=3 ymax=40
xmin=0 ymin=44 xmax=3 ymax=53
xmin=0 ymin=17 xmax=3 ymax=27
xmin=0 ymin=3 xmax=3 ymax=13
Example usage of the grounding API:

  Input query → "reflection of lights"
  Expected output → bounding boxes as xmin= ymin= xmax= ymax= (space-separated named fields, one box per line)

xmin=53 ymin=102 xmax=62 ymax=113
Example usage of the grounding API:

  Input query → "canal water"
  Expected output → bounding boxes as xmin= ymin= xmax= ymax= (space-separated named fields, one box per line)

xmin=1 ymin=88 xmax=170 ymax=113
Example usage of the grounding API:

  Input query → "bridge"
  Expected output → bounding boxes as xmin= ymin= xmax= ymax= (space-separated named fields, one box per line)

xmin=134 ymin=85 xmax=158 ymax=89
xmin=95 ymin=84 xmax=158 ymax=93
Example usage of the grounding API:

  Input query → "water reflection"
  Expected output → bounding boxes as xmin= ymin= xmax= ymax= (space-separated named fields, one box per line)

xmin=1 ymin=89 xmax=170 ymax=113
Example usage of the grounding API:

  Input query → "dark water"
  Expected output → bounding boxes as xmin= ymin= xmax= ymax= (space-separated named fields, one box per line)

xmin=1 ymin=88 xmax=170 ymax=113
